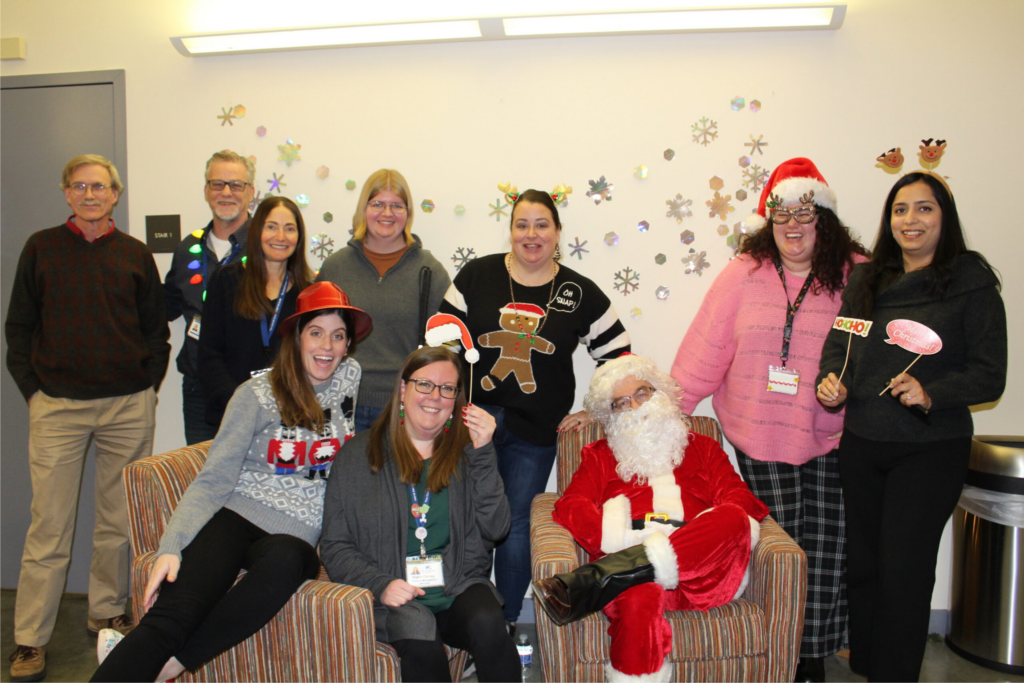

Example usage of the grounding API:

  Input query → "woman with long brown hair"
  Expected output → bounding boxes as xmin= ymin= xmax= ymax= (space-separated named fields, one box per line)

xmin=92 ymin=282 xmax=372 ymax=682
xmin=320 ymin=346 xmax=520 ymax=683
xmin=199 ymin=195 xmax=313 ymax=430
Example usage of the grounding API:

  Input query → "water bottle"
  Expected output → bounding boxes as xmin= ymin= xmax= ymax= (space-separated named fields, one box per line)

xmin=516 ymin=633 xmax=533 ymax=681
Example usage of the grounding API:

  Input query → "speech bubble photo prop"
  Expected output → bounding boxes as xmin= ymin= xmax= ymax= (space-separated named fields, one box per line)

xmin=423 ymin=314 xmax=480 ymax=404
xmin=878 ymin=319 xmax=943 ymax=396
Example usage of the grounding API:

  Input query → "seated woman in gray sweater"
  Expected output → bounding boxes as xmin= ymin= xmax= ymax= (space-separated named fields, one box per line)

xmin=320 ymin=346 xmax=520 ymax=683
xmin=91 ymin=282 xmax=371 ymax=683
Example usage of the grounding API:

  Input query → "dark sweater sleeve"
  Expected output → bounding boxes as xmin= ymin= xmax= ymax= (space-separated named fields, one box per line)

xmin=464 ymin=442 xmax=510 ymax=543
xmin=138 ymin=250 xmax=171 ymax=392
xmin=4 ymin=238 xmax=42 ymax=400
xmin=198 ymin=267 xmax=240 ymax=424
xmin=924 ymin=285 xmax=1007 ymax=411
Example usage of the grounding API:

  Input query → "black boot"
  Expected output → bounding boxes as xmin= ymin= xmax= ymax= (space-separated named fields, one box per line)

xmin=794 ymin=656 xmax=826 ymax=683
xmin=531 ymin=544 xmax=656 ymax=626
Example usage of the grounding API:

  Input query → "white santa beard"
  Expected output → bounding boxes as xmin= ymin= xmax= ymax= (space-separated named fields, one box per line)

xmin=605 ymin=394 xmax=689 ymax=484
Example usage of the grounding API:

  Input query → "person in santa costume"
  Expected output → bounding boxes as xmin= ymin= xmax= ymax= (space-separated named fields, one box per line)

xmin=533 ymin=354 xmax=769 ymax=682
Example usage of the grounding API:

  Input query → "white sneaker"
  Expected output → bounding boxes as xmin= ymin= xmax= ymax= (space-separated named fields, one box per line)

xmin=96 ymin=628 xmax=124 ymax=665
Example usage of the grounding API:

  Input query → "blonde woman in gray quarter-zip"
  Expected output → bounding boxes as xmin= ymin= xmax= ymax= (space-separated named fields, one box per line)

xmin=317 ymin=169 xmax=450 ymax=432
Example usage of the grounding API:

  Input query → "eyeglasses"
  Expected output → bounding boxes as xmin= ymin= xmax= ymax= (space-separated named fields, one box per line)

xmin=771 ymin=207 xmax=817 ymax=224
xmin=610 ymin=385 xmax=657 ymax=412
xmin=368 ymin=201 xmax=407 ymax=214
xmin=406 ymin=378 xmax=459 ymax=399
xmin=69 ymin=183 xmax=112 ymax=196
xmin=206 ymin=179 xmax=251 ymax=193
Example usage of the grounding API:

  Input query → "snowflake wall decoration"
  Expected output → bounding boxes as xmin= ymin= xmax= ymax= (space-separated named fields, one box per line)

xmin=310 ymin=233 xmax=335 ymax=261
xmin=742 ymin=165 xmax=770 ymax=193
xmin=726 ymin=223 xmax=749 ymax=257
xmin=316 ymin=166 xmax=330 ymax=179
xmin=267 ymin=173 xmax=286 ymax=193
xmin=248 ymin=191 xmax=262 ymax=215
xmin=232 ymin=105 xmax=246 ymax=118
xmin=217 ymin=106 xmax=236 ymax=126
xmin=586 ymin=176 xmax=614 ymax=204
xmin=745 ymin=135 xmax=768 ymax=155
xmin=692 ymin=117 xmax=718 ymax=146
xmin=666 ymin=194 xmax=693 ymax=223
xmin=451 ymin=247 xmax=476 ymax=271
xmin=256 ymin=125 xmax=267 ymax=137
xmin=613 ymin=267 xmax=640 ymax=296
xmin=630 ymin=307 xmax=642 ymax=320
xmin=277 ymin=139 xmax=302 ymax=166
xmin=682 ymin=248 xmax=710 ymax=276
xmin=568 ymin=237 xmax=589 ymax=260
xmin=488 ymin=198 xmax=509 ymax=221
xmin=706 ymin=191 xmax=735 ymax=220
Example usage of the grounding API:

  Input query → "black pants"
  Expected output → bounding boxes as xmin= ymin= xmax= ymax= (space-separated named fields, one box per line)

xmin=838 ymin=430 xmax=971 ymax=682
xmin=91 ymin=509 xmax=320 ymax=682
xmin=391 ymin=583 xmax=521 ymax=683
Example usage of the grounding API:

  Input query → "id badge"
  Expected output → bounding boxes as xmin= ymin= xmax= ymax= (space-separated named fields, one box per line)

xmin=187 ymin=316 xmax=202 ymax=341
xmin=406 ymin=555 xmax=444 ymax=588
xmin=767 ymin=365 xmax=799 ymax=395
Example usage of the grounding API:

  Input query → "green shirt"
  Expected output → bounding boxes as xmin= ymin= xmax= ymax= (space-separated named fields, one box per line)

xmin=406 ymin=458 xmax=453 ymax=613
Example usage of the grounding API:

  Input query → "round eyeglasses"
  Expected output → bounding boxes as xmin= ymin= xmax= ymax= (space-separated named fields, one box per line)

xmin=610 ymin=385 xmax=657 ymax=412
xmin=406 ymin=378 xmax=459 ymax=399
xmin=368 ymin=201 xmax=407 ymax=214
xmin=69 ymin=183 xmax=112 ymax=197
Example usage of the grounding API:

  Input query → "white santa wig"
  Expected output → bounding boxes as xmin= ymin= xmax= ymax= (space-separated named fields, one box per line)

xmin=584 ymin=354 xmax=685 ymax=427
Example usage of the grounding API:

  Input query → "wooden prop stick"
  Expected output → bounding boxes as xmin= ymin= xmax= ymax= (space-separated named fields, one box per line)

xmin=837 ymin=334 xmax=854 ymax=385
xmin=469 ymin=365 xmax=474 ymax=405
xmin=878 ymin=354 xmax=923 ymax=396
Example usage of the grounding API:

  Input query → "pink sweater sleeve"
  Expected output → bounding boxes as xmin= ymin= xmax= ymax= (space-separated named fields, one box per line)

xmin=671 ymin=258 xmax=747 ymax=415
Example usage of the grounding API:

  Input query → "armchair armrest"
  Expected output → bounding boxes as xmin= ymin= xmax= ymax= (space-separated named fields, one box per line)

xmin=530 ymin=492 xmax=580 ymax=580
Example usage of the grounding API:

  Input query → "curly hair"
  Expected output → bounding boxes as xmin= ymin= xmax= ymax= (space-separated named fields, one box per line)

xmin=583 ymin=354 xmax=685 ymax=428
xmin=738 ymin=206 xmax=868 ymax=297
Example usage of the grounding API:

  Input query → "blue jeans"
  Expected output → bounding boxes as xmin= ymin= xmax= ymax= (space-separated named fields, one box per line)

xmin=478 ymin=404 xmax=557 ymax=623
xmin=182 ymin=375 xmax=218 ymax=445
xmin=355 ymin=404 xmax=385 ymax=434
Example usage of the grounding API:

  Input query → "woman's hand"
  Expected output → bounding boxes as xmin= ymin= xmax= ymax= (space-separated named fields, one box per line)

xmin=381 ymin=579 xmax=425 ymax=607
xmin=143 ymin=554 xmax=180 ymax=614
xmin=557 ymin=410 xmax=592 ymax=433
xmin=817 ymin=373 xmax=848 ymax=408
xmin=463 ymin=404 xmax=497 ymax=449
xmin=888 ymin=372 xmax=933 ymax=411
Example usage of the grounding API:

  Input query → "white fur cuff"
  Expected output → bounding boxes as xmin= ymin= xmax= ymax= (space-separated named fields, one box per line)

xmin=642 ymin=532 xmax=679 ymax=591
xmin=606 ymin=657 xmax=671 ymax=683
xmin=601 ymin=494 xmax=632 ymax=555
xmin=749 ymin=516 xmax=761 ymax=549
xmin=649 ymin=474 xmax=684 ymax=522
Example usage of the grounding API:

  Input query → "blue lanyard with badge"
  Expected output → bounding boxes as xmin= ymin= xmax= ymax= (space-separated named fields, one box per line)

xmin=259 ymin=272 xmax=290 ymax=352
xmin=406 ymin=484 xmax=444 ymax=588
xmin=766 ymin=259 xmax=814 ymax=396
xmin=186 ymin=235 xmax=241 ymax=342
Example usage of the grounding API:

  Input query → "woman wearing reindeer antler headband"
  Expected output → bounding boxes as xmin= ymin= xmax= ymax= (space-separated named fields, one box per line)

xmin=437 ymin=186 xmax=631 ymax=629
xmin=816 ymin=171 xmax=1006 ymax=682
xmin=672 ymin=157 xmax=868 ymax=682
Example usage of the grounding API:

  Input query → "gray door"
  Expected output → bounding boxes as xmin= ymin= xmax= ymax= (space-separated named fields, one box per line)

xmin=1 ymin=70 xmax=128 ymax=592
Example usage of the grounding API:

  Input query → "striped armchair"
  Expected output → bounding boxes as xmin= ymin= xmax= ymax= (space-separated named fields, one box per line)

xmin=530 ymin=416 xmax=806 ymax=682
xmin=123 ymin=441 xmax=467 ymax=682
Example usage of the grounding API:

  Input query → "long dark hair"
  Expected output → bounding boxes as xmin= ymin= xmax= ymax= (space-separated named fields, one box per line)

xmin=368 ymin=347 xmax=470 ymax=492
xmin=738 ymin=206 xmax=868 ymax=296
xmin=848 ymin=172 xmax=999 ymax=317
xmin=235 ymin=196 xmax=313 ymax=319
xmin=269 ymin=307 xmax=355 ymax=432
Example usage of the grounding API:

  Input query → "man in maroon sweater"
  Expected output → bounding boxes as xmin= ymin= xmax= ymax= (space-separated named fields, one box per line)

xmin=5 ymin=154 xmax=170 ymax=682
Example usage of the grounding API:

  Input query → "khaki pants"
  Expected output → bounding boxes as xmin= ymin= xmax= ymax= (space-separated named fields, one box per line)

xmin=14 ymin=388 xmax=156 ymax=647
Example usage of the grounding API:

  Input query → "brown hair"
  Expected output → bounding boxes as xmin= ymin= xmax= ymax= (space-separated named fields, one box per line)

xmin=235 ymin=196 xmax=313 ymax=320
xmin=269 ymin=308 xmax=355 ymax=432
xmin=367 ymin=347 xmax=469 ymax=492
xmin=352 ymin=169 xmax=415 ymax=246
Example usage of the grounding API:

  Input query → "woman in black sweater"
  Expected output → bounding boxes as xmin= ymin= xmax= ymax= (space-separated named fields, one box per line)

xmin=816 ymin=172 xmax=1006 ymax=682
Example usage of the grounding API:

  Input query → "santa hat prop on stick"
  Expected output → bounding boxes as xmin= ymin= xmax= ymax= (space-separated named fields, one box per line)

xmin=424 ymin=314 xmax=479 ymax=402
xmin=742 ymin=157 xmax=838 ymax=232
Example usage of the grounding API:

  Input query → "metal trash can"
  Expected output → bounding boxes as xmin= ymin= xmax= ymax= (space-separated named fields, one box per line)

xmin=946 ymin=436 xmax=1024 ymax=675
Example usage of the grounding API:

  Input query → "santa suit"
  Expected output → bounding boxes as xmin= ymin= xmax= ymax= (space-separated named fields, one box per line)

xmin=553 ymin=433 xmax=769 ymax=681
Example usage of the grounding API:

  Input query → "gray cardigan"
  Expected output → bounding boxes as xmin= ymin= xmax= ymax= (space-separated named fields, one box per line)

xmin=316 ymin=235 xmax=451 ymax=409
xmin=320 ymin=430 xmax=510 ymax=638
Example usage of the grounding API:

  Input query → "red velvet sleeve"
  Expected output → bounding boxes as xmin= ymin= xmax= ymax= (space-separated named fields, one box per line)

xmin=693 ymin=434 xmax=770 ymax=521
xmin=552 ymin=441 xmax=616 ymax=557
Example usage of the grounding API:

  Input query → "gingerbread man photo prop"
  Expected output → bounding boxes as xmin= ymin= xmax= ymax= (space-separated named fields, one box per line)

xmin=478 ymin=303 xmax=555 ymax=394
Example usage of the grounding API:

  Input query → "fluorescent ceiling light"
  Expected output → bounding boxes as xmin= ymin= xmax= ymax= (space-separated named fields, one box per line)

xmin=504 ymin=7 xmax=838 ymax=36
xmin=172 ymin=20 xmax=481 ymax=56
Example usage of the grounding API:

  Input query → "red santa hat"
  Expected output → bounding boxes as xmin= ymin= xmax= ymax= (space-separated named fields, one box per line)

xmin=423 ymin=314 xmax=479 ymax=364
xmin=498 ymin=302 xmax=546 ymax=318
xmin=742 ymin=157 xmax=837 ymax=232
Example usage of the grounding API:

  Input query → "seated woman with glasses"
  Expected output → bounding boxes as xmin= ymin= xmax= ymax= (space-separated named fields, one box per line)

xmin=320 ymin=346 xmax=520 ymax=683
xmin=316 ymin=170 xmax=450 ymax=433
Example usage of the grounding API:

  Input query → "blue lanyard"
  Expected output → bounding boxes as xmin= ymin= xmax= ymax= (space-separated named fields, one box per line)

xmin=260 ymin=271 xmax=290 ymax=348
xmin=200 ymin=233 xmax=241 ymax=299
xmin=409 ymin=484 xmax=432 ymax=557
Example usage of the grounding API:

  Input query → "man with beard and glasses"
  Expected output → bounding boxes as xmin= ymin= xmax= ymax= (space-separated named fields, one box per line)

xmin=5 ymin=154 xmax=170 ymax=682
xmin=164 ymin=150 xmax=254 ymax=444
xmin=532 ymin=354 xmax=768 ymax=682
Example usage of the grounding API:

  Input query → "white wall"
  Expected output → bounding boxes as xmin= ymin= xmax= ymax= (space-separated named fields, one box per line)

xmin=2 ymin=0 xmax=1020 ymax=611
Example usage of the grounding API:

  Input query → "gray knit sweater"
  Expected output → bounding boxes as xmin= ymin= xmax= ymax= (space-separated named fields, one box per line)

xmin=315 ymin=236 xmax=450 ymax=409
xmin=158 ymin=358 xmax=361 ymax=558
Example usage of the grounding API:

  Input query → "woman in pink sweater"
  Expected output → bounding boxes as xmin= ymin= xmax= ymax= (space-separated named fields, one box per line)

xmin=671 ymin=158 xmax=867 ymax=683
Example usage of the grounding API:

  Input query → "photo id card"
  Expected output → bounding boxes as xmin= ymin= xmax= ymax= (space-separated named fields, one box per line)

xmin=406 ymin=555 xmax=444 ymax=588
xmin=187 ymin=316 xmax=202 ymax=341
xmin=767 ymin=365 xmax=799 ymax=395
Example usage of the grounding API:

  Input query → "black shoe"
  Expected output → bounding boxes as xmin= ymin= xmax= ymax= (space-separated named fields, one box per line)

xmin=794 ymin=656 xmax=826 ymax=683
xmin=532 ymin=544 xmax=655 ymax=626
